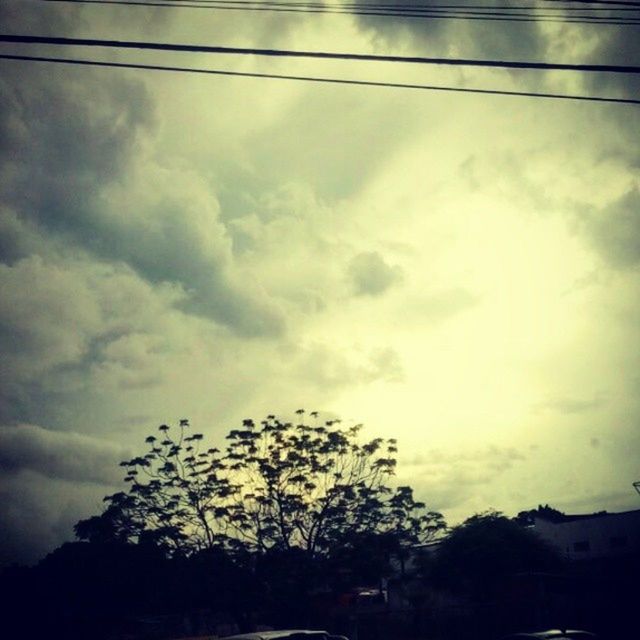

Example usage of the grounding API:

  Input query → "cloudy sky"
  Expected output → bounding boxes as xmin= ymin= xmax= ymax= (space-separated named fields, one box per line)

xmin=1 ymin=0 xmax=639 ymax=566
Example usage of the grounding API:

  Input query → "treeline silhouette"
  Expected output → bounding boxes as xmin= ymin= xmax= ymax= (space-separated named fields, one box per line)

xmin=73 ymin=414 xmax=446 ymax=556
xmin=2 ymin=413 xmax=446 ymax=639
xmin=2 ymin=414 xmax=635 ymax=639
xmin=0 ymin=413 xmax=569 ymax=640
xmin=0 ymin=513 xmax=568 ymax=640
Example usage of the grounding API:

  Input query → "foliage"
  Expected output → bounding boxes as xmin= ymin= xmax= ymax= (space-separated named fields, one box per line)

xmin=223 ymin=410 xmax=445 ymax=555
xmin=1 ymin=542 xmax=257 ymax=640
xmin=75 ymin=419 xmax=233 ymax=555
xmin=514 ymin=503 xmax=567 ymax=526
xmin=432 ymin=510 xmax=563 ymax=600
xmin=75 ymin=411 xmax=446 ymax=562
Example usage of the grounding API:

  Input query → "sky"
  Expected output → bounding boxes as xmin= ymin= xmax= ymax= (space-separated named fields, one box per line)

xmin=0 ymin=0 xmax=639 ymax=566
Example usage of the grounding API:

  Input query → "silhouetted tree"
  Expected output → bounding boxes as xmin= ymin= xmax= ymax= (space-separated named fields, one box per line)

xmin=223 ymin=410 xmax=445 ymax=556
xmin=75 ymin=411 xmax=445 ymax=564
xmin=75 ymin=419 xmax=232 ymax=555
xmin=514 ymin=504 xmax=567 ymax=526
xmin=74 ymin=504 xmax=135 ymax=545
xmin=2 ymin=541 xmax=172 ymax=640
xmin=432 ymin=511 xmax=563 ymax=601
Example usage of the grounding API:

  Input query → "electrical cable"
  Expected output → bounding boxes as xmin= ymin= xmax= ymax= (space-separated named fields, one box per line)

xmin=543 ymin=0 xmax=640 ymax=7
xmin=2 ymin=52 xmax=638 ymax=104
xmin=44 ymin=0 xmax=640 ymax=11
xmin=37 ymin=0 xmax=640 ymax=26
xmin=2 ymin=34 xmax=639 ymax=74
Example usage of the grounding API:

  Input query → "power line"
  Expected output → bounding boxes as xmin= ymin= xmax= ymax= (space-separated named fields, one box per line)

xmin=124 ymin=0 xmax=640 ymax=11
xmin=543 ymin=0 xmax=640 ymax=6
xmin=3 ymin=34 xmax=639 ymax=74
xmin=1 ymin=52 xmax=638 ymax=104
xmin=42 ymin=0 xmax=640 ymax=10
xmin=39 ymin=0 xmax=640 ymax=27
xmin=38 ymin=0 xmax=640 ymax=25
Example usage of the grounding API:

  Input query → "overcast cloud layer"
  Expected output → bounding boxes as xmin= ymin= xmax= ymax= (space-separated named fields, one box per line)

xmin=0 ymin=1 xmax=639 ymax=565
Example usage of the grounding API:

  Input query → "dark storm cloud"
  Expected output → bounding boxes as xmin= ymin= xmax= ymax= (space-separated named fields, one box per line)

xmin=0 ymin=253 xmax=214 ymax=428
xmin=0 ymin=64 xmax=155 ymax=267
xmin=347 ymin=251 xmax=403 ymax=296
xmin=581 ymin=24 xmax=640 ymax=102
xmin=577 ymin=26 xmax=640 ymax=167
xmin=354 ymin=0 xmax=452 ymax=52
xmin=0 ymin=1 xmax=81 ymax=34
xmin=0 ymin=58 xmax=284 ymax=336
xmin=0 ymin=0 xmax=175 ymax=35
xmin=0 ymin=209 xmax=50 ymax=268
xmin=0 ymin=421 xmax=126 ymax=565
xmin=586 ymin=188 xmax=640 ymax=269
xmin=353 ymin=0 xmax=548 ymax=62
xmin=0 ymin=467 xmax=114 ymax=566
xmin=0 ymin=257 xmax=104 ymax=385
xmin=0 ymin=256 xmax=182 ymax=400
xmin=0 ymin=423 xmax=125 ymax=484
xmin=2 ymin=72 xmax=154 ymax=214
xmin=351 ymin=1 xmax=640 ymax=103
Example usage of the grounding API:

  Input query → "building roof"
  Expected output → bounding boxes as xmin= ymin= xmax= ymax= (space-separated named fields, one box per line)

xmin=535 ymin=508 xmax=640 ymax=524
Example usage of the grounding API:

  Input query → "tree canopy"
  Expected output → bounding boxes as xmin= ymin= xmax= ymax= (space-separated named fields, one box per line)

xmin=76 ymin=418 xmax=232 ymax=555
xmin=223 ymin=412 xmax=444 ymax=555
xmin=514 ymin=504 xmax=567 ymax=525
xmin=432 ymin=511 xmax=563 ymax=600
xmin=75 ymin=411 xmax=446 ymax=562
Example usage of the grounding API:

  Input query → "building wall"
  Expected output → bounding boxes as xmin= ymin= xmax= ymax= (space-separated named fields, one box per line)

xmin=532 ymin=509 xmax=640 ymax=560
